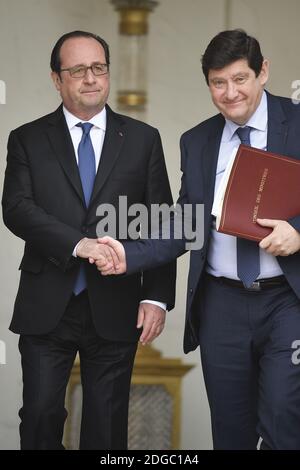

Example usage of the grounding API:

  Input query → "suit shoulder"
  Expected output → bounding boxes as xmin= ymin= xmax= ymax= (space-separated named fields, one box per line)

xmin=112 ymin=110 xmax=159 ymax=136
xmin=267 ymin=92 xmax=300 ymax=119
xmin=278 ymin=95 xmax=300 ymax=117
xmin=10 ymin=110 xmax=58 ymax=136
xmin=180 ymin=113 xmax=224 ymax=142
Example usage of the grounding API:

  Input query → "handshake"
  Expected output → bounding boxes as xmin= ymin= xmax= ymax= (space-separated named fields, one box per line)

xmin=76 ymin=236 xmax=126 ymax=275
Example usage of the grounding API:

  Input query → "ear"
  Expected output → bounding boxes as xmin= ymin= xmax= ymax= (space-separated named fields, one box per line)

xmin=51 ymin=71 xmax=61 ymax=91
xmin=259 ymin=59 xmax=269 ymax=86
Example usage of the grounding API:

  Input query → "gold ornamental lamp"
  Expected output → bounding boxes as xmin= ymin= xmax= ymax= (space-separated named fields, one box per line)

xmin=111 ymin=0 xmax=158 ymax=119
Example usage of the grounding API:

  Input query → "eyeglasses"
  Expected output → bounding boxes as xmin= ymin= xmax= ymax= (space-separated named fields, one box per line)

xmin=60 ymin=63 xmax=109 ymax=78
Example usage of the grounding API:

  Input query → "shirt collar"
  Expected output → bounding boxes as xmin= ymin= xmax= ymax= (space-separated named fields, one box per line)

xmin=222 ymin=90 xmax=268 ymax=142
xmin=63 ymin=105 xmax=107 ymax=131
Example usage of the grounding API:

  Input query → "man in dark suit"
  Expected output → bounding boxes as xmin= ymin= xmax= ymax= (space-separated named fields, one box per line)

xmin=98 ymin=30 xmax=300 ymax=449
xmin=2 ymin=30 xmax=175 ymax=450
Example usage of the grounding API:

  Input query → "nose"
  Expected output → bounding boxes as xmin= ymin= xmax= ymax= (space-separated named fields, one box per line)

xmin=83 ymin=67 xmax=96 ymax=84
xmin=225 ymin=80 xmax=239 ymax=100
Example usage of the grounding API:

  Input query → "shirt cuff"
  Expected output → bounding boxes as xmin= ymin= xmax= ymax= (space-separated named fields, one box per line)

xmin=140 ymin=300 xmax=167 ymax=311
xmin=72 ymin=240 xmax=82 ymax=257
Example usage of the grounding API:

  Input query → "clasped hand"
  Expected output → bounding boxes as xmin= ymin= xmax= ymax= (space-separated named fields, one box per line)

xmin=76 ymin=236 xmax=127 ymax=274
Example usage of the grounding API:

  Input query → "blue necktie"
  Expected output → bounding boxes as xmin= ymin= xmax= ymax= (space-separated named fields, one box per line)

xmin=235 ymin=126 xmax=260 ymax=287
xmin=73 ymin=122 xmax=96 ymax=295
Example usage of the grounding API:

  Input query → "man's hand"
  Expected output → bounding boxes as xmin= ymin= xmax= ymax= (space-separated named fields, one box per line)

xmin=96 ymin=236 xmax=127 ymax=275
xmin=76 ymin=237 xmax=120 ymax=271
xmin=137 ymin=303 xmax=166 ymax=345
xmin=257 ymin=219 xmax=300 ymax=256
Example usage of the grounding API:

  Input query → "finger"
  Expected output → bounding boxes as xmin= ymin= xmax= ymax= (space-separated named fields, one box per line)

xmin=259 ymin=235 xmax=273 ymax=250
xmin=96 ymin=264 xmax=115 ymax=276
xmin=97 ymin=236 xmax=114 ymax=245
xmin=139 ymin=321 xmax=152 ymax=343
xmin=141 ymin=323 xmax=160 ymax=344
xmin=260 ymin=242 xmax=274 ymax=254
xmin=151 ymin=325 xmax=164 ymax=341
xmin=140 ymin=319 xmax=159 ymax=344
xmin=97 ymin=267 xmax=115 ymax=275
xmin=108 ymin=246 xmax=120 ymax=270
xmin=100 ymin=267 xmax=116 ymax=275
xmin=96 ymin=255 xmax=110 ymax=268
xmin=256 ymin=218 xmax=278 ymax=228
xmin=101 ymin=246 xmax=113 ymax=265
xmin=95 ymin=257 xmax=106 ymax=266
xmin=265 ymin=244 xmax=281 ymax=256
xmin=137 ymin=307 xmax=145 ymax=329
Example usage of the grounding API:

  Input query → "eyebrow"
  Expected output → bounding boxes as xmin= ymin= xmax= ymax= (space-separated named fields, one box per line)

xmin=209 ymin=72 xmax=249 ymax=83
xmin=232 ymin=72 xmax=250 ymax=78
xmin=210 ymin=71 xmax=250 ymax=81
xmin=64 ymin=61 xmax=103 ymax=68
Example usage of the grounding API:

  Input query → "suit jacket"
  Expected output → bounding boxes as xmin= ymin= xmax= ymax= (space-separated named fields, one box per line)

xmin=2 ymin=104 xmax=176 ymax=342
xmin=124 ymin=92 xmax=300 ymax=353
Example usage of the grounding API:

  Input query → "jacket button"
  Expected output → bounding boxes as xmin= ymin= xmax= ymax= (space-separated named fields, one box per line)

xmin=189 ymin=288 xmax=193 ymax=294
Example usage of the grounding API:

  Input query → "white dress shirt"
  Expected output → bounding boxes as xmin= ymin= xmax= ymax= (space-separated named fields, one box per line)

xmin=63 ymin=105 xmax=106 ymax=170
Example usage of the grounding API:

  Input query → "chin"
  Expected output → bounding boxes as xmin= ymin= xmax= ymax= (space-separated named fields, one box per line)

xmin=225 ymin=112 xmax=246 ymax=124
xmin=82 ymin=98 xmax=100 ymax=107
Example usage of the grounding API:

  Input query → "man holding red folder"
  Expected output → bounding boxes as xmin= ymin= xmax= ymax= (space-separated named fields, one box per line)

xmin=97 ymin=30 xmax=300 ymax=450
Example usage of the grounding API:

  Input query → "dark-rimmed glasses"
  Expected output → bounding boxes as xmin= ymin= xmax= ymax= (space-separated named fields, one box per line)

xmin=60 ymin=63 xmax=109 ymax=78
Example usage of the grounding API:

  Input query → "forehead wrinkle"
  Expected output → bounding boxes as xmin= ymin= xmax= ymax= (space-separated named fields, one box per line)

xmin=210 ymin=71 xmax=250 ymax=81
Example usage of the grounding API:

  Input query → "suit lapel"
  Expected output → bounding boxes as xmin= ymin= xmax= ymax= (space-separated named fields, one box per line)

xmin=266 ymin=91 xmax=288 ymax=154
xmin=89 ymin=106 xmax=125 ymax=206
xmin=46 ymin=105 xmax=85 ymax=204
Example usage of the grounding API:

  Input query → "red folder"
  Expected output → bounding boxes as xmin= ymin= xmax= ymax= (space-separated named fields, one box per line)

xmin=217 ymin=145 xmax=300 ymax=241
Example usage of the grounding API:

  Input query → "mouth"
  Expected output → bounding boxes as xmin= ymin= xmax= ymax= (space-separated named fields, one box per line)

xmin=81 ymin=90 xmax=100 ymax=94
xmin=225 ymin=100 xmax=244 ymax=106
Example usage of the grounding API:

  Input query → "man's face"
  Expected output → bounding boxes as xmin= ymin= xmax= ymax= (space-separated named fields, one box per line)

xmin=51 ymin=37 xmax=110 ymax=120
xmin=208 ymin=59 xmax=269 ymax=125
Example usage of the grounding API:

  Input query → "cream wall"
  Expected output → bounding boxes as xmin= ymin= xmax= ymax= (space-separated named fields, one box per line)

xmin=1 ymin=0 xmax=300 ymax=450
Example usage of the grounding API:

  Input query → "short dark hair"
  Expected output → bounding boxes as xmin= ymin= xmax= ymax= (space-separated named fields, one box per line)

xmin=50 ymin=30 xmax=110 ymax=74
xmin=201 ymin=29 xmax=264 ymax=85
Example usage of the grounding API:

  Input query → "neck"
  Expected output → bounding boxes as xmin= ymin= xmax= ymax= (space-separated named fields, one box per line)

xmin=64 ymin=105 xmax=105 ymax=121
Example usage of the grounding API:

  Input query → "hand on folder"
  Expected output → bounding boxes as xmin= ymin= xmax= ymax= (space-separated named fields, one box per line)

xmin=257 ymin=218 xmax=300 ymax=256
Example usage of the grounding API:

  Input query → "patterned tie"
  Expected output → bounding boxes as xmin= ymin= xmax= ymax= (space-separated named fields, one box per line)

xmin=235 ymin=126 xmax=260 ymax=287
xmin=73 ymin=122 xmax=96 ymax=295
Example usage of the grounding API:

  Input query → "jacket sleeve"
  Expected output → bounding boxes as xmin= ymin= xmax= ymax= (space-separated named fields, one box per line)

xmin=2 ymin=129 xmax=83 ymax=271
xmin=288 ymin=215 xmax=300 ymax=233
